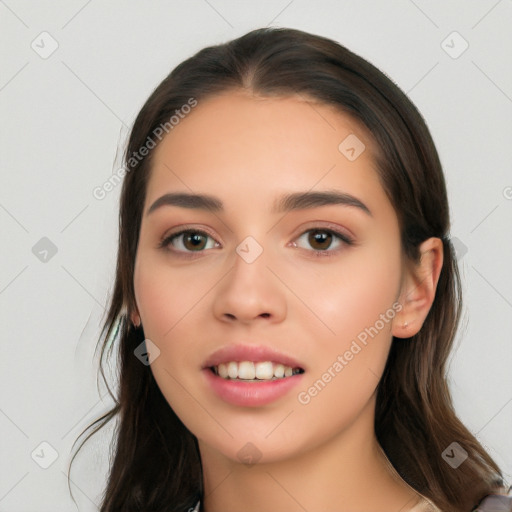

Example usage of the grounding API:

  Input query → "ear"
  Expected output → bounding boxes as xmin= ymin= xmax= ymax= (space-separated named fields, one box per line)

xmin=392 ymin=237 xmax=444 ymax=339
xmin=130 ymin=307 xmax=141 ymax=327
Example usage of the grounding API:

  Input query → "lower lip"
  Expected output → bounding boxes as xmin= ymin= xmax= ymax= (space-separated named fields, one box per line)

xmin=202 ymin=368 xmax=304 ymax=407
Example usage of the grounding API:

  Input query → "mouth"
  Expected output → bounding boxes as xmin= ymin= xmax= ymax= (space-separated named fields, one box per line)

xmin=202 ymin=344 xmax=306 ymax=407
xmin=209 ymin=361 xmax=305 ymax=382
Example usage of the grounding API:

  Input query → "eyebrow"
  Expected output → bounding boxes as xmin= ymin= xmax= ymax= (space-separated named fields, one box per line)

xmin=146 ymin=190 xmax=372 ymax=217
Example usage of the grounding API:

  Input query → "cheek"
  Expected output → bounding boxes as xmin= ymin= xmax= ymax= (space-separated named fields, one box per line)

xmin=282 ymin=243 xmax=401 ymax=345
xmin=287 ymin=242 xmax=401 ymax=409
xmin=133 ymin=251 xmax=214 ymax=383
xmin=134 ymin=253 xmax=211 ymax=341
xmin=133 ymin=259 xmax=210 ymax=432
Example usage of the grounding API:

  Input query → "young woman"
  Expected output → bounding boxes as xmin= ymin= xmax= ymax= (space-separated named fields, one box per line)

xmin=69 ymin=27 xmax=511 ymax=512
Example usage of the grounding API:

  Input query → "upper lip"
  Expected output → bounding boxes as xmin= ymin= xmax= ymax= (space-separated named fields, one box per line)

xmin=203 ymin=344 xmax=305 ymax=370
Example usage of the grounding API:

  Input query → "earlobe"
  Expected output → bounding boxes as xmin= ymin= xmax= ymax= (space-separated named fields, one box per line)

xmin=392 ymin=237 xmax=444 ymax=339
xmin=130 ymin=309 xmax=141 ymax=327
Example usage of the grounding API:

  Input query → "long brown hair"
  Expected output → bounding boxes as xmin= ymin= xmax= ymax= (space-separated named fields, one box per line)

xmin=68 ymin=27 xmax=506 ymax=512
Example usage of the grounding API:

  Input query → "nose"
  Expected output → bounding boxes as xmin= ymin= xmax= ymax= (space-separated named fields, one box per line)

xmin=212 ymin=242 xmax=287 ymax=325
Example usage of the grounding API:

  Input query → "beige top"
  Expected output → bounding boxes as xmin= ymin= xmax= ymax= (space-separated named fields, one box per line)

xmin=376 ymin=442 xmax=441 ymax=512
xmin=408 ymin=500 xmax=440 ymax=512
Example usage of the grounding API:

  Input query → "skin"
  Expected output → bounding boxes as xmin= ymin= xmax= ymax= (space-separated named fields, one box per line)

xmin=130 ymin=90 xmax=443 ymax=512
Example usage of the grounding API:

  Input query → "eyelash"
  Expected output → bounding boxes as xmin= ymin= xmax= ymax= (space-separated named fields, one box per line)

xmin=157 ymin=225 xmax=355 ymax=259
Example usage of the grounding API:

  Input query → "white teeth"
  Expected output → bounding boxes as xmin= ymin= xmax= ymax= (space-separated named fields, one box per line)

xmin=238 ymin=361 xmax=256 ymax=379
xmin=255 ymin=361 xmax=274 ymax=380
xmin=218 ymin=363 xmax=229 ymax=378
xmin=273 ymin=363 xmax=285 ymax=378
xmin=227 ymin=361 xmax=238 ymax=379
xmin=212 ymin=361 xmax=303 ymax=381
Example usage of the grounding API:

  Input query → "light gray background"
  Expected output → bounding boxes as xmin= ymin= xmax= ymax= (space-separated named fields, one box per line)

xmin=1 ymin=1 xmax=511 ymax=510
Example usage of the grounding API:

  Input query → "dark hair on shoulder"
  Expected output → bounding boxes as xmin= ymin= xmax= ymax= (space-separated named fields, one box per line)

xmin=68 ymin=27 xmax=507 ymax=512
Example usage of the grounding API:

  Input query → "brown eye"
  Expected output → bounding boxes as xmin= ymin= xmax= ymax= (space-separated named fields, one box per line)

xmin=293 ymin=227 xmax=354 ymax=256
xmin=182 ymin=232 xmax=208 ymax=251
xmin=159 ymin=230 xmax=219 ymax=254
xmin=308 ymin=230 xmax=333 ymax=250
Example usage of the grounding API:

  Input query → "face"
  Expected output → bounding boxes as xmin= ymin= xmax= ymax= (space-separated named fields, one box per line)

xmin=132 ymin=90 xmax=406 ymax=466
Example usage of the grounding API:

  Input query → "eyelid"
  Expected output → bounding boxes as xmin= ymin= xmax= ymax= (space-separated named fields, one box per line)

xmin=291 ymin=220 xmax=355 ymax=241
xmin=161 ymin=224 xmax=219 ymax=242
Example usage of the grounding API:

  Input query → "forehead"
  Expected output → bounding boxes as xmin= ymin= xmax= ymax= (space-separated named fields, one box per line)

xmin=144 ymin=91 xmax=385 ymax=214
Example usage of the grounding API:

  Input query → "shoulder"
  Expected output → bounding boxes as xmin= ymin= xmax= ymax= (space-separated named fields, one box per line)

xmin=472 ymin=485 xmax=512 ymax=511
xmin=400 ymin=485 xmax=512 ymax=512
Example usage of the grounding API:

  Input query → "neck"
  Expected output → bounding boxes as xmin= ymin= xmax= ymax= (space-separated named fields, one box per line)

xmin=198 ymin=394 xmax=422 ymax=512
